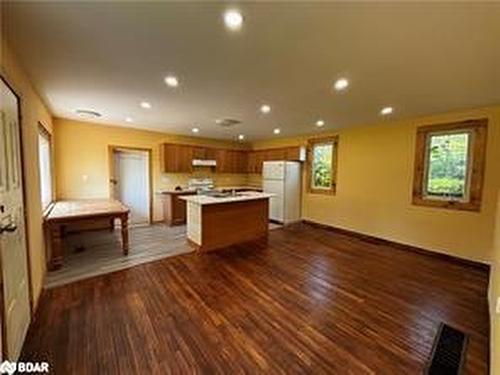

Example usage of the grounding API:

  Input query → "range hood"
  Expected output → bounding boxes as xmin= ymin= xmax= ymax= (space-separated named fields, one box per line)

xmin=192 ymin=159 xmax=217 ymax=167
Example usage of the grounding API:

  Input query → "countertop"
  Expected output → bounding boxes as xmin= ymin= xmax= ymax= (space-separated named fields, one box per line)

xmin=179 ymin=191 xmax=274 ymax=205
xmin=158 ymin=186 xmax=262 ymax=195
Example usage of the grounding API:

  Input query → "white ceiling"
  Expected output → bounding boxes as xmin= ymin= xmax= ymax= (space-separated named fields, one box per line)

xmin=4 ymin=2 xmax=500 ymax=140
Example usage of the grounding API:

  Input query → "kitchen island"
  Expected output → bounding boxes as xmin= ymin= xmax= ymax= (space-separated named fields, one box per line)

xmin=180 ymin=192 xmax=273 ymax=252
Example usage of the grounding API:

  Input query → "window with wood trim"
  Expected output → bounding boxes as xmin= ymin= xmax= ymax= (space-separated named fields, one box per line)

xmin=307 ymin=136 xmax=338 ymax=194
xmin=412 ymin=119 xmax=487 ymax=211
xmin=38 ymin=123 xmax=53 ymax=211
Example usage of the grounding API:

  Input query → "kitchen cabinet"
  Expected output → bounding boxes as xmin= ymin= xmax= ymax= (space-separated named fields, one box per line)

xmin=162 ymin=191 xmax=196 ymax=226
xmin=247 ymin=152 xmax=257 ymax=173
xmin=264 ymin=148 xmax=286 ymax=161
xmin=247 ymin=147 xmax=304 ymax=173
xmin=215 ymin=149 xmax=231 ymax=173
xmin=162 ymin=142 xmax=305 ymax=175
xmin=192 ymin=146 xmax=216 ymax=160
xmin=216 ymin=149 xmax=247 ymax=173
xmin=247 ymin=151 xmax=265 ymax=173
xmin=234 ymin=150 xmax=248 ymax=173
xmin=285 ymin=146 xmax=306 ymax=161
xmin=162 ymin=144 xmax=193 ymax=173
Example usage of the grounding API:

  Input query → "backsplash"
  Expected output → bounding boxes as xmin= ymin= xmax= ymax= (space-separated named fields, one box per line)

xmin=158 ymin=168 xmax=253 ymax=191
xmin=247 ymin=173 xmax=263 ymax=187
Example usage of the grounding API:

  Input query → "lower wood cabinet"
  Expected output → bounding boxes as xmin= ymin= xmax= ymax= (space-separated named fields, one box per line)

xmin=162 ymin=192 xmax=196 ymax=226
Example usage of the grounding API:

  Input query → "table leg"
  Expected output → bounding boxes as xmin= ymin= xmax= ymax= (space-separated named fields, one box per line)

xmin=120 ymin=214 xmax=129 ymax=256
xmin=109 ymin=218 xmax=115 ymax=232
xmin=49 ymin=224 xmax=63 ymax=270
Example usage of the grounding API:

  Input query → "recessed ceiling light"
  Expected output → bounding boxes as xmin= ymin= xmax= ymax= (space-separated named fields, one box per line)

xmin=192 ymin=127 xmax=200 ymax=133
xmin=125 ymin=117 xmax=133 ymax=123
xmin=74 ymin=109 xmax=102 ymax=119
xmin=224 ymin=10 xmax=243 ymax=30
xmin=140 ymin=101 xmax=151 ymax=109
xmin=260 ymin=104 xmax=271 ymax=114
xmin=316 ymin=119 xmax=325 ymax=127
xmin=334 ymin=78 xmax=349 ymax=91
xmin=164 ymin=75 xmax=179 ymax=87
xmin=238 ymin=134 xmax=245 ymax=140
xmin=273 ymin=128 xmax=281 ymax=135
xmin=380 ymin=106 xmax=394 ymax=115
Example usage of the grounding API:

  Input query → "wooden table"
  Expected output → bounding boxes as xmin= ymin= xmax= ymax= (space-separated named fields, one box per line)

xmin=45 ymin=199 xmax=130 ymax=270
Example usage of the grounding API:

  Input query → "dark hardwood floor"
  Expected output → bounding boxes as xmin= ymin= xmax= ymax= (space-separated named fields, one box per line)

xmin=21 ymin=223 xmax=490 ymax=374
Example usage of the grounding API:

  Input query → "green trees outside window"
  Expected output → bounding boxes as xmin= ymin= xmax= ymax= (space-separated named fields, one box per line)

xmin=312 ymin=143 xmax=333 ymax=189
xmin=425 ymin=132 xmax=470 ymax=198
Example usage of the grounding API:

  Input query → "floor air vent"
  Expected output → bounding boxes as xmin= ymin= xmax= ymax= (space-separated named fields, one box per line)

xmin=425 ymin=323 xmax=468 ymax=375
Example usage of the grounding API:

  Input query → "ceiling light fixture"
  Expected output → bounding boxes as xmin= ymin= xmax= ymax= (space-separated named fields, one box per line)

xmin=224 ymin=9 xmax=243 ymax=30
xmin=260 ymin=104 xmax=271 ymax=114
xmin=125 ymin=117 xmax=133 ymax=123
xmin=140 ymin=101 xmax=151 ymax=109
xmin=380 ymin=106 xmax=394 ymax=115
xmin=334 ymin=78 xmax=349 ymax=91
xmin=164 ymin=75 xmax=179 ymax=87
xmin=238 ymin=134 xmax=245 ymax=141
xmin=273 ymin=128 xmax=281 ymax=135
xmin=316 ymin=119 xmax=325 ymax=127
xmin=192 ymin=127 xmax=200 ymax=133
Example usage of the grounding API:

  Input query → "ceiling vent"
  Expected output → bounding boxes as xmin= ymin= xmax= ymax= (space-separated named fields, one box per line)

xmin=75 ymin=109 xmax=102 ymax=119
xmin=215 ymin=118 xmax=241 ymax=127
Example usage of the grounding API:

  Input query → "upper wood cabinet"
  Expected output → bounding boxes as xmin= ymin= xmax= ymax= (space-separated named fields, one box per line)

xmin=264 ymin=148 xmax=286 ymax=161
xmin=285 ymin=146 xmax=306 ymax=161
xmin=162 ymin=144 xmax=193 ymax=173
xmin=216 ymin=149 xmax=248 ymax=173
xmin=235 ymin=150 xmax=248 ymax=173
xmin=247 ymin=150 xmax=265 ymax=173
xmin=162 ymin=143 xmax=305 ymax=174
xmin=192 ymin=146 xmax=217 ymax=160
xmin=246 ymin=146 xmax=305 ymax=173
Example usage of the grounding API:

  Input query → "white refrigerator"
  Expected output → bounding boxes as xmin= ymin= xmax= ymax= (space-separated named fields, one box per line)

xmin=262 ymin=161 xmax=301 ymax=224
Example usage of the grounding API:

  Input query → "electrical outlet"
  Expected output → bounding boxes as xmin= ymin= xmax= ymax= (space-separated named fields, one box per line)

xmin=496 ymin=297 xmax=500 ymax=314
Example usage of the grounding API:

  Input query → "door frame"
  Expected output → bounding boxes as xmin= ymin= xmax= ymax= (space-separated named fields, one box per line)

xmin=0 ymin=75 xmax=34 ymax=359
xmin=108 ymin=145 xmax=153 ymax=224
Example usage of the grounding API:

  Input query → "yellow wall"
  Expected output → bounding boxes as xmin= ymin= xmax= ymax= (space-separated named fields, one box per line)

xmin=491 ymin=191 xmax=500 ymax=374
xmin=252 ymin=105 xmax=500 ymax=263
xmin=54 ymin=119 xmax=250 ymax=221
xmin=1 ymin=39 xmax=53 ymax=308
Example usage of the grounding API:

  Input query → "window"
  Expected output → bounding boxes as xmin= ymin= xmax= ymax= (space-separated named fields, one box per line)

xmin=307 ymin=136 xmax=338 ymax=194
xmin=38 ymin=124 xmax=53 ymax=211
xmin=412 ymin=119 xmax=487 ymax=211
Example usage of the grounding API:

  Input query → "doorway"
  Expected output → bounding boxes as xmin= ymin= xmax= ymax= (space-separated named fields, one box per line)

xmin=109 ymin=147 xmax=152 ymax=225
xmin=0 ymin=77 xmax=31 ymax=361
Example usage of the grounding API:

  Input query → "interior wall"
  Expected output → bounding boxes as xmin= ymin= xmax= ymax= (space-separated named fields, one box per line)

xmin=0 ymin=38 xmax=53 ymax=308
xmin=54 ymin=118 xmax=250 ymax=221
xmin=491 ymin=191 xmax=500 ymax=374
xmin=252 ymin=105 xmax=500 ymax=264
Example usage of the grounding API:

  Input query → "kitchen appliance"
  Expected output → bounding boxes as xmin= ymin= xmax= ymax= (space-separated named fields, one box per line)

xmin=187 ymin=178 xmax=214 ymax=193
xmin=262 ymin=161 xmax=301 ymax=224
xmin=192 ymin=159 xmax=217 ymax=167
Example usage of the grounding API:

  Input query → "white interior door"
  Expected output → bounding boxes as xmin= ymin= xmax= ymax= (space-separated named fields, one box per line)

xmin=113 ymin=150 xmax=150 ymax=225
xmin=0 ymin=78 xmax=31 ymax=360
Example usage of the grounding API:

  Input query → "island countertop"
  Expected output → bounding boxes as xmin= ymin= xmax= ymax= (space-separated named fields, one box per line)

xmin=179 ymin=191 xmax=274 ymax=205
